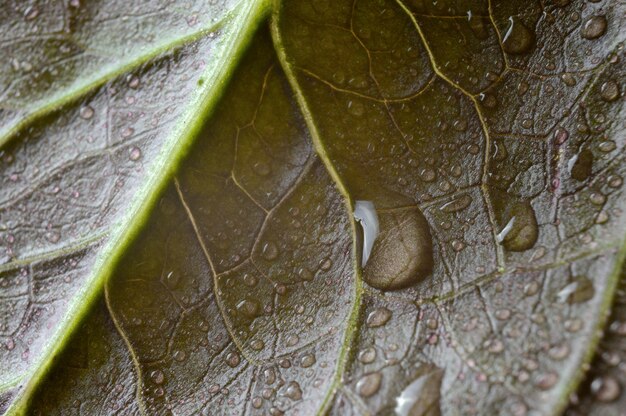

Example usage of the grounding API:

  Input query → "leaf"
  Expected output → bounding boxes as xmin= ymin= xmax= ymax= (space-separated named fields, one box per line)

xmin=1 ymin=0 xmax=626 ymax=415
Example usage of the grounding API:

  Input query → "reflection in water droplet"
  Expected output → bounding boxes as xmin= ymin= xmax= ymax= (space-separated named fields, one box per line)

xmin=366 ymin=307 xmax=392 ymax=328
xmin=502 ymin=17 xmax=535 ymax=54
xmin=354 ymin=201 xmax=379 ymax=268
xmin=568 ymin=149 xmax=593 ymax=181
xmin=357 ymin=372 xmax=382 ymax=397
xmin=395 ymin=366 xmax=443 ymax=416
xmin=581 ymin=15 xmax=607 ymax=39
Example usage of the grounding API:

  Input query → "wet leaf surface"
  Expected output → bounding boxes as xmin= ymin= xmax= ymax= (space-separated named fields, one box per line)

xmin=1 ymin=0 xmax=625 ymax=414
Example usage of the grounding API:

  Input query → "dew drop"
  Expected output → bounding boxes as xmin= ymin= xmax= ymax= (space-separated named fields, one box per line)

xmin=347 ymin=100 xmax=364 ymax=117
xmin=439 ymin=194 xmax=472 ymax=213
xmin=553 ymin=127 xmax=569 ymax=145
xmin=492 ymin=193 xmax=538 ymax=252
xmin=253 ymin=161 xmax=271 ymax=176
xmin=557 ymin=276 xmax=595 ymax=304
xmin=598 ymin=140 xmax=616 ymax=153
xmin=300 ymin=353 xmax=316 ymax=368
xmin=535 ymin=372 xmax=559 ymax=390
xmin=358 ymin=347 xmax=377 ymax=364
xmin=150 ymin=370 xmax=165 ymax=385
xmin=236 ymin=299 xmax=261 ymax=319
xmin=502 ymin=17 xmax=535 ymax=54
xmin=581 ymin=15 xmax=607 ymax=40
xmin=366 ymin=307 xmax=392 ymax=328
xmin=24 ymin=6 xmax=39 ymax=20
xmin=591 ymin=376 xmax=621 ymax=402
xmin=394 ymin=367 xmax=443 ymax=416
xmin=173 ymin=350 xmax=186 ymax=362
xmin=45 ymin=231 xmax=61 ymax=243
xmin=356 ymin=372 xmax=382 ymax=398
xmin=262 ymin=242 xmax=279 ymax=260
xmin=600 ymin=80 xmax=620 ymax=102
xmin=127 ymin=75 xmax=140 ymax=89
xmin=568 ymin=149 xmax=593 ymax=181
xmin=284 ymin=381 xmax=303 ymax=401
xmin=250 ymin=339 xmax=265 ymax=351
xmin=129 ymin=146 xmax=142 ymax=161
xmin=225 ymin=351 xmax=241 ymax=368
xmin=79 ymin=106 xmax=94 ymax=120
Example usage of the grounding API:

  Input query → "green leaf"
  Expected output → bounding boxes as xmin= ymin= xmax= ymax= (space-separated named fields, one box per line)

xmin=1 ymin=0 xmax=625 ymax=415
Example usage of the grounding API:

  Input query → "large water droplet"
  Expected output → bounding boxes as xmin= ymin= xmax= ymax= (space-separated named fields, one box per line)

xmin=284 ymin=381 xmax=303 ymax=401
xmin=591 ymin=376 xmax=621 ymax=402
xmin=439 ymin=194 xmax=472 ymax=213
xmin=362 ymin=208 xmax=433 ymax=290
xmin=354 ymin=201 xmax=379 ymax=267
xmin=581 ymin=15 xmax=607 ymax=39
xmin=502 ymin=17 xmax=535 ymax=54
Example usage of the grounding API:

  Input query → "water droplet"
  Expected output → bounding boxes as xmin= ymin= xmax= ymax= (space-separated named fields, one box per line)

xmin=24 ymin=6 xmax=39 ymax=20
xmin=557 ymin=276 xmax=595 ymax=304
xmin=262 ymin=242 xmax=278 ymax=260
xmin=357 ymin=372 xmax=382 ymax=397
xmin=354 ymin=201 xmax=379 ymax=268
xmin=243 ymin=273 xmax=259 ymax=287
xmin=252 ymin=397 xmax=263 ymax=408
xmin=284 ymin=381 xmax=302 ymax=401
xmin=598 ymin=140 xmax=616 ymax=153
xmin=173 ymin=350 xmax=186 ymax=362
xmin=394 ymin=366 xmax=443 ymax=416
xmin=129 ymin=146 xmax=142 ymax=161
xmin=127 ymin=75 xmax=140 ymax=89
xmin=554 ymin=127 xmax=569 ymax=145
xmin=366 ymin=307 xmax=392 ymax=328
xmin=45 ymin=231 xmax=60 ymax=243
xmin=358 ymin=347 xmax=377 ymax=364
xmin=121 ymin=127 xmax=134 ymax=139
xmin=523 ymin=281 xmax=540 ymax=296
xmin=535 ymin=372 xmax=559 ymax=390
xmin=439 ymin=194 xmax=472 ymax=213
xmin=502 ymin=17 xmax=535 ymax=54
xmin=250 ymin=339 xmax=265 ymax=351
xmin=495 ymin=309 xmax=511 ymax=321
xmin=581 ymin=16 xmax=607 ymax=40
xmin=600 ymin=80 xmax=620 ymax=102
xmin=591 ymin=376 xmax=621 ymax=402
xmin=79 ymin=106 xmax=94 ymax=120
xmin=363 ymin=208 xmax=433 ymax=291
xmin=589 ymin=192 xmax=606 ymax=206
xmin=569 ymin=149 xmax=593 ymax=181
xmin=548 ymin=343 xmax=570 ymax=361
xmin=236 ymin=299 xmax=261 ymax=319
xmin=300 ymin=353 xmax=316 ymax=368
xmin=150 ymin=370 xmax=165 ymax=384
xmin=492 ymin=193 xmax=538 ymax=252
xmin=347 ymin=100 xmax=364 ymax=117
xmin=225 ymin=352 xmax=241 ymax=367
xmin=286 ymin=334 xmax=299 ymax=347
xmin=561 ymin=73 xmax=576 ymax=87
xmin=253 ymin=161 xmax=271 ymax=176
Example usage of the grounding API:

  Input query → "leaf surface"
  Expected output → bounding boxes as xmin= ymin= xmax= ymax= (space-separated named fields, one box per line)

xmin=1 ymin=0 xmax=626 ymax=415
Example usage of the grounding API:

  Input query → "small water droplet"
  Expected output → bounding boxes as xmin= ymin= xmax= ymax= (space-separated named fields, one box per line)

xmin=347 ymin=100 xmax=364 ymax=116
xmin=262 ymin=242 xmax=278 ymax=260
xmin=554 ymin=127 xmax=569 ymax=145
xmin=439 ymin=194 xmax=472 ymax=213
xmin=581 ymin=15 xmax=607 ymax=40
xmin=492 ymin=194 xmax=538 ymax=252
xmin=129 ymin=146 xmax=142 ymax=161
xmin=236 ymin=299 xmax=261 ymax=319
xmin=557 ymin=276 xmax=595 ymax=304
xmin=253 ymin=161 xmax=271 ymax=176
xmin=127 ymin=75 xmax=140 ymax=89
xmin=150 ymin=370 xmax=165 ymax=384
xmin=600 ymin=80 xmax=620 ymax=102
xmin=366 ymin=307 xmax=392 ymax=328
xmin=591 ymin=376 xmax=621 ymax=402
xmin=79 ymin=106 xmax=94 ymax=120
xmin=225 ymin=351 xmax=241 ymax=367
xmin=356 ymin=372 xmax=382 ymax=397
xmin=284 ymin=381 xmax=302 ymax=401
xmin=250 ymin=339 xmax=265 ymax=351
xmin=358 ymin=347 xmax=376 ymax=364
xmin=121 ymin=127 xmax=134 ymax=139
xmin=24 ymin=6 xmax=39 ymax=20
xmin=45 ymin=231 xmax=60 ymax=243
xmin=173 ymin=350 xmax=186 ymax=362
xmin=535 ymin=372 xmax=559 ymax=390
xmin=300 ymin=353 xmax=316 ymax=368
xmin=568 ymin=149 xmax=593 ymax=181
xmin=598 ymin=140 xmax=616 ymax=153
xmin=502 ymin=17 xmax=535 ymax=54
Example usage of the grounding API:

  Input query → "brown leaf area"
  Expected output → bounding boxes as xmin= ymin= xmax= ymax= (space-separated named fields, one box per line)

xmin=1 ymin=0 xmax=625 ymax=415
